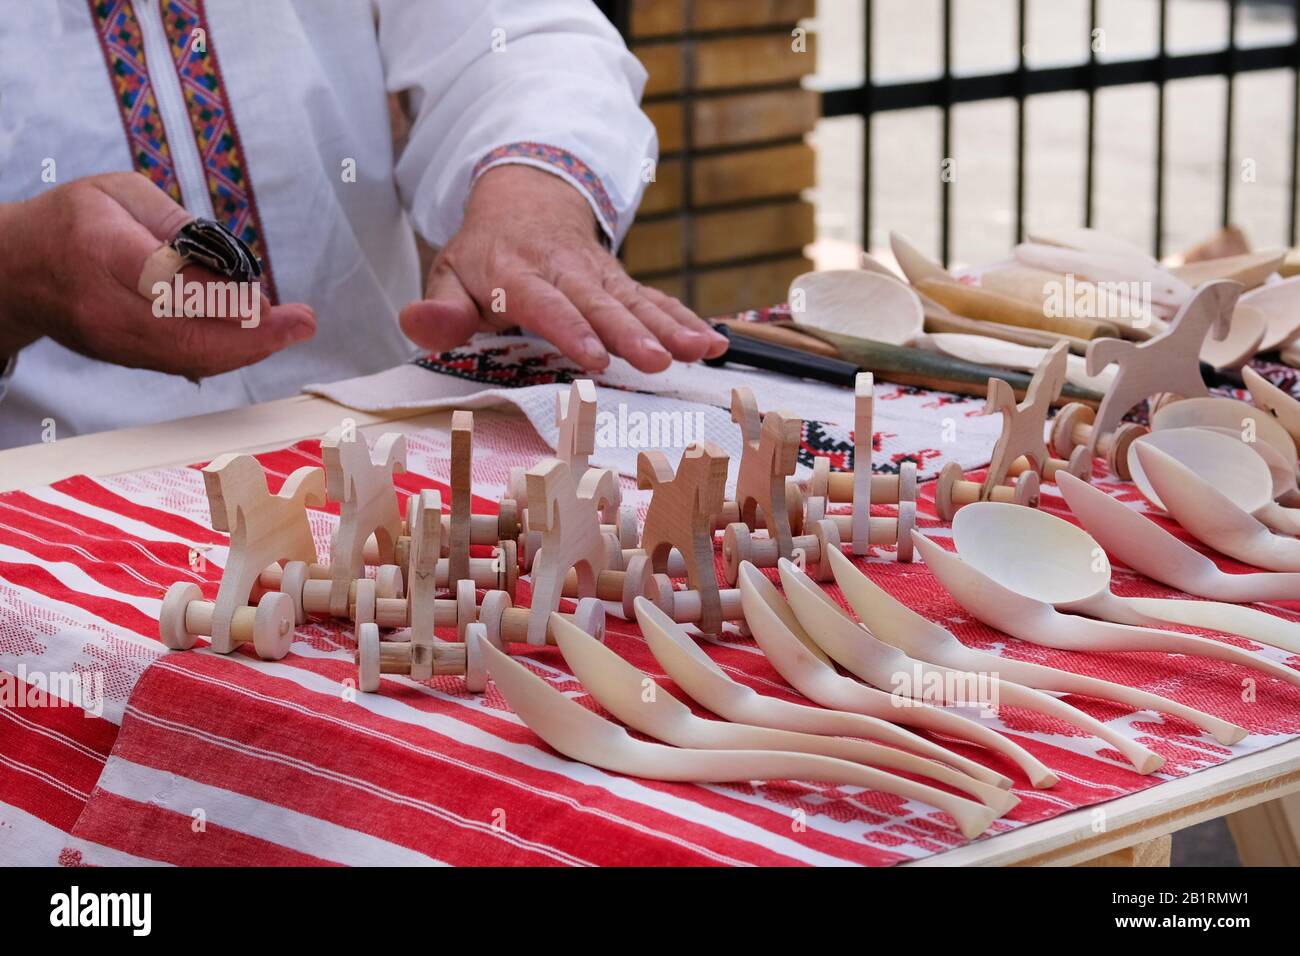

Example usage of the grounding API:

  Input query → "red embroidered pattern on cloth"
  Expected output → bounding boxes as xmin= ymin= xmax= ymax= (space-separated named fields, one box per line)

xmin=86 ymin=0 xmax=276 ymax=299
xmin=473 ymin=142 xmax=618 ymax=235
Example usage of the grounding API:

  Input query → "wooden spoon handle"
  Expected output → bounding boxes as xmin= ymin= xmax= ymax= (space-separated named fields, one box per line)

xmin=923 ymin=311 xmax=1090 ymax=354
xmin=916 ymin=278 xmax=1120 ymax=340
xmin=966 ymin=651 xmax=1247 ymax=746
xmin=1057 ymin=615 xmax=1300 ymax=690
xmin=661 ymin=748 xmax=998 ymax=840
xmin=794 ymin=325 xmax=1102 ymax=406
xmin=1119 ymin=596 xmax=1300 ymax=655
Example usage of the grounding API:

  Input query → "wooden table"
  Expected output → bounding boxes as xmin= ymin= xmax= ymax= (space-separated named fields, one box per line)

xmin=3 ymin=392 xmax=1299 ymax=867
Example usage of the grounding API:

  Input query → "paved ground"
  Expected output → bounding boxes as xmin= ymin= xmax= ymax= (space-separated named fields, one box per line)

xmin=807 ymin=0 xmax=1298 ymax=268
xmin=804 ymin=0 xmax=1286 ymax=864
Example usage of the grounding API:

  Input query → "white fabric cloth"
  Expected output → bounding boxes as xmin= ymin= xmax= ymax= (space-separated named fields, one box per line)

xmin=303 ymin=334 xmax=1004 ymax=490
xmin=0 ymin=0 xmax=654 ymax=449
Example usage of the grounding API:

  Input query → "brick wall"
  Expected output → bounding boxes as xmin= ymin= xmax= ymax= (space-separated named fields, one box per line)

xmin=624 ymin=0 xmax=818 ymax=317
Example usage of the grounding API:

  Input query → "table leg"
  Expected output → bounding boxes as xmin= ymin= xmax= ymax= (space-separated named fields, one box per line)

xmin=1076 ymin=834 xmax=1172 ymax=867
xmin=1226 ymin=792 xmax=1300 ymax=866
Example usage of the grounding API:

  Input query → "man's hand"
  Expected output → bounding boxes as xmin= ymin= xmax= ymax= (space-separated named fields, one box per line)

xmin=0 ymin=172 xmax=315 ymax=379
xmin=399 ymin=165 xmax=727 ymax=373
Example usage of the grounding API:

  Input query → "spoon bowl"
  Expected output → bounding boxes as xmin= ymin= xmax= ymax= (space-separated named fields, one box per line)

xmin=1152 ymin=397 xmax=1298 ymax=475
xmin=1127 ymin=428 xmax=1280 ymax=522
xmin=1133 ymin=442 xmax=1300 ymax=571
xmin=1057 ymin=470 xmax=1300 ymax=602
xmin=913 ymin=531 xmax=1252 ymax=745
xmin=953 ymin=500 xmax=1300 ymax=656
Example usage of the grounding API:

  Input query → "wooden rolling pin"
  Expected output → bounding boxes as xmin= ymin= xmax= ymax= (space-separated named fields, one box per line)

xmin=916 ymin=277 xmax=1120 ymax=341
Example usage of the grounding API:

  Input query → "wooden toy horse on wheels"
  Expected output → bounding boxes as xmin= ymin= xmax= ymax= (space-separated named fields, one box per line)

xmin=1082 ymin=280 xmax=1239 ymax=460
xmin=160 ymin=454 xmax=326 ymax=660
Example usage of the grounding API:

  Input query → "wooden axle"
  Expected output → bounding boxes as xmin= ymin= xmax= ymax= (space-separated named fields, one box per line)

xmin=648 ymin=573 xmax=745 ymax=628
xmin=722 ymin=517 xmax=912 ymax=586
xmin=357 ymin=599 xmax=605 ymax=693
xmin=259 ymin=561 xmax=402 ymax=624
xmin=803 ymin=501 xmax=918 ymax=563
xmin=1049 ymin=402 xmax=1147 ymax=480
xmin=365 ymin=505 xmax=521 ymax=561
xmin=561 ymin=554 xmax=655 ymax=618
xmin=1006 ymin=446 xmax=1092 ymax=483
xmin=808 ymin=458 xmax=919 ymax=506
xmin=159 ymin=582 xmax=295 ymax=660
xmin=517 ymin=509 xmax=637 ymax=571
xmin=378 ymin=586 xmax=607 ymax=648
xmin=357 ymin=622 xmax=487 ymax=693
xmin=362 ymin=537 xmax=518 ymax=597
xmin=933 ymin=461 xmax=1040 ymax=521
xmin=713 ymin=479 xmax=806 ymax=536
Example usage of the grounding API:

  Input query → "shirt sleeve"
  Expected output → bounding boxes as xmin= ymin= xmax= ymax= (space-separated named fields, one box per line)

xmin=374 ymin=0 xmax=657 ymax=249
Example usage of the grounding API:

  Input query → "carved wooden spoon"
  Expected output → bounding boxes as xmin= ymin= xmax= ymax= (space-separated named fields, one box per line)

xmin=912 ymin=533 xmax=1250 ymax=745
xmin=632 ymin=596 xmax=1015 ymax=806
xmin=1057 ymin=471 xmax=1300 ymax=602
xmin=558 ymin=609 xmax=1017 ymax=815
xmin=952 ymin=501 xmax=1300 ymax=657
xmin=1133 ymin=443 xmax=1300 ymax=572
xmin=736 ymin=562 xmax=1015 ymax=789
xmin=824 ymin=547 xmax=1165 ymax=773
xmin=1128 ymin=428 xmax=1300 ymax=534
xmin=474 ymin=623 xmax=999 ymax=840
xmin=777 ymin=559 xmax=1058 ymax=787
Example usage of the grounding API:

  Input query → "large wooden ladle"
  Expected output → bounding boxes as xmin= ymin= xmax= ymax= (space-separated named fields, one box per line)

xmin=912 ymin=532 xmax=1250 ymax=745
xmin=1133 ymin=442 xmax=1300 ymax=572
xmin=823 ymin=547 xmax=1165 ymax=773
xmin=735 ymin=562 xmax=1016 ymax=789
xmin=952 ymin=501 xmax=1300 ymax=657
xmin=560 ymin=608 xmax=1017 ymax=814
xmin=1057 ymin=471 xmax=1300 ymax=603
xmin=1128 ymin=428 xmax=1300 ymax=534
xmin=473 ymin=623 xmax=999 ymax=840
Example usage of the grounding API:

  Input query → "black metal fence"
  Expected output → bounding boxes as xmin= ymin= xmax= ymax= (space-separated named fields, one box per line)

xmin=601 ymin=0 xmax=1300 ymax=264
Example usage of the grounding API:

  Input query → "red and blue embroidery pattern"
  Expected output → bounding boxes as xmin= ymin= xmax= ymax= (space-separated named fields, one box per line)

xmin=473 ymin=142 xmax=617 ymax=234
xmin=90 ymin=0 xmax=182 ymax=203
xmin=88 ymin=0 xmax=275 ymax=298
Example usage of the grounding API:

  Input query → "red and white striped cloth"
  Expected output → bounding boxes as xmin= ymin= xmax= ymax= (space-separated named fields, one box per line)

xmin=4 ymin=407 xmax=1300 ymax=866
